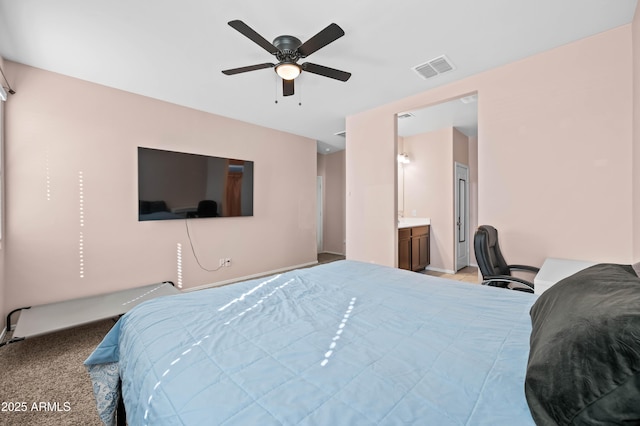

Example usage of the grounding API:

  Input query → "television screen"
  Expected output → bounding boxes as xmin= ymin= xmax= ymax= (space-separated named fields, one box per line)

xmin=138 ymin=147 xmax=254 ymax=221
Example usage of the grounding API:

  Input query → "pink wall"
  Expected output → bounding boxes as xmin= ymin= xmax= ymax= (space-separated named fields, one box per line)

xmin=452 ymin=129 xmax=469 ymax=165
xmin=468 ymin=136 xmax=479 ymax=265
xmin=634 ymin=7 xmax=640 ymax=262
xmin=346 ymin=109 xmax=397 ymax=264
xmin=347 ymin=25 xmax=635 ymax=268
xmin=319 ymin=150 xmax=345 ymax=254
xmin=0 ymin=54 xmax=5 ymax=330
xmin=2 ymin=62 xmax=317 ymax=320
xmin=397 ymin=137 xmax=405 ymax=218
xmin=401 ymin=127 xmax=473 ymax=272
xmin=403 ymin=128 xmax=454 ymax=271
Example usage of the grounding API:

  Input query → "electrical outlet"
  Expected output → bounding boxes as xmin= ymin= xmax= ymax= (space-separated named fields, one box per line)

xmin=225 ymin=258 xmax=232 ymax=267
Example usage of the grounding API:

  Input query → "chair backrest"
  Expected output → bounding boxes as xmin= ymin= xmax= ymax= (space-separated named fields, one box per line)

xmin=474 ymin=225 xmax=511 ymax=278
xmin=197 ymin=200 xmax=218 ymax=217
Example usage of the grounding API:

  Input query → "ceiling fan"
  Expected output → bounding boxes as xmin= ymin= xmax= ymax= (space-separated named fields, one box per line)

xmin=222 ymin=20 xmax=351 ymax=97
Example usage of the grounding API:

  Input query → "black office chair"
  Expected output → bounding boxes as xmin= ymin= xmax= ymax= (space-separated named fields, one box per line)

xmin=473 ymin=225 xmax=539 ymax=293
xmin=196 ymin=200 xmax=218 ymax=217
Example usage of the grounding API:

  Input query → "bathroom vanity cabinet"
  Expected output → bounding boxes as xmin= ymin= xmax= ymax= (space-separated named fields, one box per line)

xmin=398 ymin=224 xmax=430 ymax=271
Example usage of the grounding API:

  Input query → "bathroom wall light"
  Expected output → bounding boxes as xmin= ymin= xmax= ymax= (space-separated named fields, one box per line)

xmin=397 ymin=153 xmax=410 ymax=164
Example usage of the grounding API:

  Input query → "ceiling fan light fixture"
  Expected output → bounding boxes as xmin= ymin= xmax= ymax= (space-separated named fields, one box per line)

xmin=275 ymin=62 xmax=301 ymax=80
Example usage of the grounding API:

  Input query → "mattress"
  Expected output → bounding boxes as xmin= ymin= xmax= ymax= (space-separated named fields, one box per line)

xmin=85 ymin=260 xmax=537 ymax=425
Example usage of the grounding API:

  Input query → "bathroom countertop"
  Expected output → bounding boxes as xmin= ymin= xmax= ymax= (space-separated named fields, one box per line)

xmin=398 ymin=218 xmax=431 ymax=229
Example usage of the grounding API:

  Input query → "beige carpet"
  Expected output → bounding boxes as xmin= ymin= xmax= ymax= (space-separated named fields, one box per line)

xmin=0 ymin=319 xmax=114 ymax=426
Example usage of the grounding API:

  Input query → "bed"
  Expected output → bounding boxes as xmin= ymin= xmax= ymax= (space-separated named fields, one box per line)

xmin=84 ymin=260 xmax=640 ymax=425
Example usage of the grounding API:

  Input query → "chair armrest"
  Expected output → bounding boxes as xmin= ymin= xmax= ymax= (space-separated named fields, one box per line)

xmin=508 ymin=264 xmax=540 ymax=273
xmin=482 ymin=275 xmax=535 ymax=290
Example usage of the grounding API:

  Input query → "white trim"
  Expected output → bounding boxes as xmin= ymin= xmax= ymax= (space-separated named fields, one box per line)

xmin=317 ymin=176 xmax=323 ymax=252
xmin=0 ymin=86 xmax=7 ymax=102
xmin=183 ymin=261 xmax=319 ymax=292
xmin=454 ymin=162 xmax=470 ymax=271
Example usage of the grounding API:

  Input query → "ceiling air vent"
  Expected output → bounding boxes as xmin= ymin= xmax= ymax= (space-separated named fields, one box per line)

xmin=460 ymin=94 xmax=478 ymax=104
xmin=411 ymin=55 xmax=455 ymax=80
xmin=334 ymin=130 xmax=346 ymax=138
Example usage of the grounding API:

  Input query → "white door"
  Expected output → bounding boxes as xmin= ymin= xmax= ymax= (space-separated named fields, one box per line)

xmin=455 ymin=163 xmax=469 ymax=271
xmin=317 ymin=176 xmax=323 ymax=252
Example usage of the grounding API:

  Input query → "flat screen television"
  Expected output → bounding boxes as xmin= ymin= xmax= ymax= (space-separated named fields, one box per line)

xmin=138 ymin=147 xmax=254 ymax=221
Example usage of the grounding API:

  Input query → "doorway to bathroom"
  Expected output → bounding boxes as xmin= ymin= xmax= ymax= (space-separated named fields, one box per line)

xmin=396 ymin=93 xmax=478 ymax=273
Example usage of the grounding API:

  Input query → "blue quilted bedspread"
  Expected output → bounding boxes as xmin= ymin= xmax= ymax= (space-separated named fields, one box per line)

xmin=85 ymin=260 xmax=536 ymax=425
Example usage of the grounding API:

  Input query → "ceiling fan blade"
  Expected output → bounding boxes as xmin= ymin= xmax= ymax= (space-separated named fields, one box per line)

xmin=283 ymin=79 xmax=294 ymax=96
xmin=301 ymin=62 xmax=351 ymax=82
xmin=228 ymin=20 xmax=279 ymax=55
xmin=222 ymin=63 xmax=275 ymax=75
xmin=297 ymin=23 xmax=345 ymax=57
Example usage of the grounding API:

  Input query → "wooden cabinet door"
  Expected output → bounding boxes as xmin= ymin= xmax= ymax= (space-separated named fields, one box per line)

xmin=424 ymin=232 xmax=430 ymax=268
xmin=411 ymin=236 xmax=422 ymax=271
xmin=398 ymin=228 xmax=411 ymax=270
xmin=410 ymin=226 xmax=430 ymax=271
xmin=415 ymin=234 xmax=429 ymax=270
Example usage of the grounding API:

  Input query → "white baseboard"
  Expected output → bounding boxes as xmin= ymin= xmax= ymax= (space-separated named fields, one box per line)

xmin=183 ymin=261 xmax=319 ymax=293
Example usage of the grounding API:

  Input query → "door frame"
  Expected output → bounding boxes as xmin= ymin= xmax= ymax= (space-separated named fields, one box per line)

xmin=454 ymin=162 xmax=470 ymax=271
xmin=316 ymin=176 xmax=323 ymax=252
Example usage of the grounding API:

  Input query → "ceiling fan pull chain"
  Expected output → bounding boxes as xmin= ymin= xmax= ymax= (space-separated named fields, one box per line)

xmin=274 ymin=75 xmax=279 ymax=104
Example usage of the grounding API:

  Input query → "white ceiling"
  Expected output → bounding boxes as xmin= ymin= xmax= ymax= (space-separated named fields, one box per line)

xmin=0 ymin=1 xmax=636 ymax=153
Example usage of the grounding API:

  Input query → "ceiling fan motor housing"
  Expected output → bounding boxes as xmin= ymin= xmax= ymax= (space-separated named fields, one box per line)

xmin=273 ymin=35 xmax=302 ymax=62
